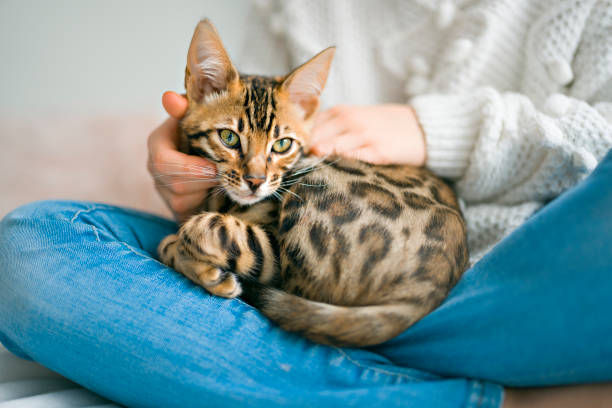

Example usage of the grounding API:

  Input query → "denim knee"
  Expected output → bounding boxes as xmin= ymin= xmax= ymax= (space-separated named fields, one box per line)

xmin=2 ymin=200 xmax=95 ymax=226
xmin=0 ymin=201 xmax=99 ymax=354
xmin=0 ymin=200 xmax=91 ymax=289
xmin=2 ymin=200 xmax=77 ymax=262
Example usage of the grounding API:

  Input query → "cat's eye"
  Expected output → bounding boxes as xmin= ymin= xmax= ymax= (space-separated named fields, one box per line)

xmin=272 ymin=138 xmax=293 ymax=153
xmin=219 ymin=129 xmax=240 ymax=148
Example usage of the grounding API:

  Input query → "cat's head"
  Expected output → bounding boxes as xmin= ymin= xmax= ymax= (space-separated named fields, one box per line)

xmin=179 ymin=19 xmax=335 ymax=206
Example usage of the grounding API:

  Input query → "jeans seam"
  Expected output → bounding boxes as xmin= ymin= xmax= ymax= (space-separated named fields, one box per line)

xmin=70 ymin=206 xmax=98 ymax=223
xmin=67 ymin=208 xmax=164 ymax=258
xmin=114 ymin=241 xmax=159 ymax=262
xmin=69 ymin=207 xmax=108 ymax=243
xmin=332 ymin=347 xmax=423 ymax=382
xmin=474 ymin=381 xmax=484 ymax=408
xmin=68 ymin=204 xmax=175 ymax=226
xmin=67 ymin=205 xmax=177 ymax=250
xmin=91 ymin=225 xmax=101 ymax=242
xmin=464 ymin=380 xmax=503 ymax=408
xmin=71 ymin=211 xmax=170 ymax=265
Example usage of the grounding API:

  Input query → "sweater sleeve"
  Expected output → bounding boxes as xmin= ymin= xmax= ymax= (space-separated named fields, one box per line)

xmin=411 ymin=0 xmax=612 ymax=204
xmin=412 ymin=89 xmax=612 ymax=203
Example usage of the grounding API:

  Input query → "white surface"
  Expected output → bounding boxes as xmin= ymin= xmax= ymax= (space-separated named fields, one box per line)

xmin=0 ymin=346 xmax=119 ymax=407
xmin=0 ymin=0 xmax=248 ymax=116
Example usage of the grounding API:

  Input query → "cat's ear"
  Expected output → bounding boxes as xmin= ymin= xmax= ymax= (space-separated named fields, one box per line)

xmin=281 ymin=47 xmax=335 ymax=120
xmin=185 ymin=19 xmax=239 ymax=103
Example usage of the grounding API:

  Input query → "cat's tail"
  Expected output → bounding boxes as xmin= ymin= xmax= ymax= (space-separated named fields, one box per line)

xmin=240 ymin=279 xmax=430 ymax=347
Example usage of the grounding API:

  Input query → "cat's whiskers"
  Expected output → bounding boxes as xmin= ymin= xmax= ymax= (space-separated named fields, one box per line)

xmin=285 ymin=162 xmax=322 ymax=178
xmin=282 ymin=155 xmax=339 ymax=183
xmin=276 ymin=186 xmax=303 ymax=201
xmin=281 ymin=176 xmax=327 ymax=187
xmin=154 ymin=161 xmax=216 ymax=169
xmin=208 ymin=185 xmax=226 ymax=200
xmin=154 ymin=172 xmax=219 ymax=179
xmin=271 ymin=191 xmax=283 ymax=202
xmin=153 ymin=162 xmax=218 ymax=176
xmin=280 ymin=155 xmax=355 ymax=190
xmin=296 ymin=182 xmax=326 ymax=188
xmin=158 ymin=178 xmax=221 ymax=188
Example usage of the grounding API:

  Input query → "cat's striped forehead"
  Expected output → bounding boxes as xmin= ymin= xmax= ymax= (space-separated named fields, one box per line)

xmin=240 ymin=75 xmax=283 ymax=135
xmin=181 ymin=73 xmax=309 ymax=154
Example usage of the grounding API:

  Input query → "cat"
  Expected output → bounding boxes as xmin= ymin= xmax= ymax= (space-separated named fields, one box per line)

xmin=158 ymin=19 xmax=469 ymax=347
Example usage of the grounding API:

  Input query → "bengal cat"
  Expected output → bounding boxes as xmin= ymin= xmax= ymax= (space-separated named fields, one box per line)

xmin=158 ymin=20 xmax=469 ymax=347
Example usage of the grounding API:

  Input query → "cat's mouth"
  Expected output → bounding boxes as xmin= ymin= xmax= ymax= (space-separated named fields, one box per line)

xmin=226 ymin=189 xmax=268 ymax=206
xmin=237 ymin=193 xmax=263 ymax=204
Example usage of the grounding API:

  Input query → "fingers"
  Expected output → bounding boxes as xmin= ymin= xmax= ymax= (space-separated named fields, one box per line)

xmin=344 ymin=146 xmax=384 ymax=164
xmin=147 ymin=95 xmax=217 ymax=219
xmin=148 ymin=116 xmax=181 ymax=150
xmin=150 ymin=150 xmax=215 ymax=220
xmin=150 ymin=149 xmax=215 ymax=220
xmin=313 ymin=106 xmax=342 ymax=126
xmin=310 ymin=108 xmax=347 ymax=147
xmin=151 ymin=162 xmax=217 ymax=194
xmin=162 ymin=91 xmax=188 ymax=119
xmin=309 ymin=104 xmax=424 ymax=165
xmin=311 ymin=108 xmax=365 ymax=156
xmin=148 ymin=129 xmax=217 ymax=194
xmin=310 ymin=107 xmax=353 ymax=156
xmin=310 ymin=121 xmax=348 ymax=149
xmin=310 ymin=133 xmax=367 ymax=157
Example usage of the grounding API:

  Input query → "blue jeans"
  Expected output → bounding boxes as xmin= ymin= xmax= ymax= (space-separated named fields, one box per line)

xmin=1 ymin=150 xmax=611 ymax=408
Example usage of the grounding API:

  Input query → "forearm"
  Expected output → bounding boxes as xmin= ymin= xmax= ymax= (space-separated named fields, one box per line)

xmin=412 ymin=89 xmax=612 ymax=203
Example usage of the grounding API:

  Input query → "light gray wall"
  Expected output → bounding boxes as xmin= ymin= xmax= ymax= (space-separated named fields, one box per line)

xmin=0 ymin=0 xmax=249 ymax=116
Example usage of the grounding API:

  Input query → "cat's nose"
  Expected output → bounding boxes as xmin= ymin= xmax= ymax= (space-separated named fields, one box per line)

xmin=244 ymin=174 xmax=266 ymax=192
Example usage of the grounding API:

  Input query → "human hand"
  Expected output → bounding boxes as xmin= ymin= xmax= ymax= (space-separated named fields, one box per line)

xmin=147 ymin=91 xmax=218 ymax=222
xmin=309 ymin=105 xmax=427 ymax=166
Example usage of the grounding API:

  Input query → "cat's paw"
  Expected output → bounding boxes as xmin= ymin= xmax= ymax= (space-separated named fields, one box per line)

xmin=158 ymin=233 xmax=179 ymax=267
xmin=157 ymin=232 xmax=242 ymax=298
xmin=185 ymin=263 xmax=242 ymax=298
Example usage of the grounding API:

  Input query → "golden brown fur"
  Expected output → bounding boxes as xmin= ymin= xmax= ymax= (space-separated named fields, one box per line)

xmin=158 ymin=20 xmax=468 ymax=347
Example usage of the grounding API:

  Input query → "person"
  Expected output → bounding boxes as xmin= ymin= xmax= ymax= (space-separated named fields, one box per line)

xmin=1 ymin=0 xmax=611 ymax=406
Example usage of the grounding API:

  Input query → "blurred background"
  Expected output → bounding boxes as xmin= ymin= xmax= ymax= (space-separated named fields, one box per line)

xmin=0 ymin=0 xmax=249 ymax=218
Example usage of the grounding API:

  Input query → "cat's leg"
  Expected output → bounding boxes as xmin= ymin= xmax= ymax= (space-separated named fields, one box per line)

xmin=158 ymin=212 xmax=277 ymax=298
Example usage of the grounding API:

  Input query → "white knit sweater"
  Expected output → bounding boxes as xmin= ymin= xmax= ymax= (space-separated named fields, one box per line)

xmin=239 ymin=0 xmax=612 ymax=263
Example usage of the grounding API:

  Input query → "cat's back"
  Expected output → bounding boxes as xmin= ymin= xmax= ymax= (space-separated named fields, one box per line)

xmin=277 ymin=156 xmax=468 ymax=307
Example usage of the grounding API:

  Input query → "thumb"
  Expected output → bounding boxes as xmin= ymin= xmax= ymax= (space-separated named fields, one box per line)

xmin=162 ymin=91 xmax=188 ymax=119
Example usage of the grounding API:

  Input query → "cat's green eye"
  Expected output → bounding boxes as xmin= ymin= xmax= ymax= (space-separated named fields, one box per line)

xmin=272 ymin=138 xmax=293 ymax=153
xmin=219 ymin=129 xmax=240 ymax=148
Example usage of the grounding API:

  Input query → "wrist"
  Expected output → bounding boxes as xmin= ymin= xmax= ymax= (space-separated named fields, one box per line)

xmin=411 ymin=90 xmax=493 ymax=179
xmin=408 ymin=105 xmax=427 ymax=167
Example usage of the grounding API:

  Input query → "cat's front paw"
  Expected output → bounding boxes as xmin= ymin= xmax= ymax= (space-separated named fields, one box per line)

xmin=158 ymin=233 xmax=179 ymax=267
xmin=185 ymin=263 xmax=242 ymax=298
xmin=157 ymin=233 xmax=242 ymax=298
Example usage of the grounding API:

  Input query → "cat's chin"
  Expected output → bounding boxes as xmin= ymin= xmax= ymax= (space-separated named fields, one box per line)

xmin=227 ymin=191 xmax=267 ymax=206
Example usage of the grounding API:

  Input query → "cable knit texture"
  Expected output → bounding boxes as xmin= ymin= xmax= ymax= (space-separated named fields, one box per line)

xmin=240 ymin=0 xmax=612 ymax=263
